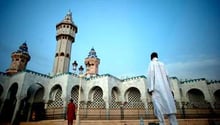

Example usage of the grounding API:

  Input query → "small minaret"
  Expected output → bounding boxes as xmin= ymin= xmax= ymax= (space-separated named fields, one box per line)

xmin=84 ymin=48 xmax=100 ymax=76
xmin=52 ymin=10 xmax=78 ymax=75
xmin=6 ymin=42 xmax=31 ymax=75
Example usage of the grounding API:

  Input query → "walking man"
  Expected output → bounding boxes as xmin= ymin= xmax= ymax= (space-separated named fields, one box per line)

xmin=147 ymin=52 xmax=178 ymax=125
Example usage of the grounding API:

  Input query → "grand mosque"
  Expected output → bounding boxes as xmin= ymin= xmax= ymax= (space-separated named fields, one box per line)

xmin=0 ymin=11 xmax=220 ymax=124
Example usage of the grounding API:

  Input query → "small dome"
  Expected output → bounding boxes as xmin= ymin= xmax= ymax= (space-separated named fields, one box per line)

xmin=17 ymin=42 xmax=29 ymax=53
xmin=62 ymin=10 xmax=73 ymax=23
xmin=88 ymin=47 xmax=97 ymax=58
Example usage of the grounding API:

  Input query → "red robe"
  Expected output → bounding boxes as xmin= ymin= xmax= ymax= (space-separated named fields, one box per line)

xmin=67 ymin=102 xmax=76 ymax=121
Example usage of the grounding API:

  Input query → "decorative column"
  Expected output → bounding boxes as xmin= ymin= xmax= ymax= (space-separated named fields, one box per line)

xmin=11 ymin=98 xmax=21 ymax=125
xmin=63 ymin=97 xmax=67 ymax=119
xmin=83 ymin=103 xmax=88 ymax=118
xmin=26 ymin=96 xmax=35 ymax=121
xmin=105 ymin=101 xmax=110 ymax=120
xmin=207 ymin=100 xmax=215 ymax=109
xmin=118 ymin=102 xmax=126 ymax=120
xmin=143 ymin=100 xmax=149 ymax=117
xmin=0 ymin=99 xmax=5 ymax=116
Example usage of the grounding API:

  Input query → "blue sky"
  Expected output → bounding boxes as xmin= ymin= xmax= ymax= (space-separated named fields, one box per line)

xmin=0 ymin=0 xmax=220 ymax=80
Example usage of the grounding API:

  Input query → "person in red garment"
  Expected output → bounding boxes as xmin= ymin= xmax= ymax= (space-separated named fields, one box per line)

xmin=67 ymin=99 xmax=76 ymax=125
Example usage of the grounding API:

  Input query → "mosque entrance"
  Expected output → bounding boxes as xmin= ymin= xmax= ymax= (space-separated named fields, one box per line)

xmin=20 ymin=83 xmax=45 ymax=121
xmin=187 ymin=89 xmax=209 ymax=108
xmin=0 ymin=83 xmax=18 ymax=122
xmin=214 ymin=90 xmax=220 ymax=109
xmin=46 ymin=85 xmax=63 ymax=119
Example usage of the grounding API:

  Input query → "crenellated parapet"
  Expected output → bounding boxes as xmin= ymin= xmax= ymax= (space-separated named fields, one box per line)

xmin=208 ymin=80 xmax=220 ymax=84
xmin=85 ymin=74 xmax=147 ymax=82
xmin=25 ymin=69 xmax=51 ymax=78
xmin=180 ymin=78 xmax=206 ymax=84
xmin=121 ymin=75 xmax=146 ymax=82
xmin=85 ymin=74 xmax=121 ymax=81
xmin=52 ymin=72 xmax=76 ymax=78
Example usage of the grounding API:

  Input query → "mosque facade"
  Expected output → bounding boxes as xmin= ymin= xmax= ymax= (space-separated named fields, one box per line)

xmin=0 ymin=11 xmax=220 ymax=124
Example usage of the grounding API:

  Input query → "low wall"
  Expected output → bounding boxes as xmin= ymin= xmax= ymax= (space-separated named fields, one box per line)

xmin=19 ymin=119 xmax=220 ymax=125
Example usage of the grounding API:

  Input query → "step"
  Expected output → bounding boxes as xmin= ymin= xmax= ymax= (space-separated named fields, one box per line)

xmin=19 ymin=119 xmax=220 ymax=125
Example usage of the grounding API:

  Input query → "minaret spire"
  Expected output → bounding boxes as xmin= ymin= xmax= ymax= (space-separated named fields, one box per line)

xmin=63 ymin=9 xmax=73 ymax=23
xmin=84 ymin=47 xmax=100 ymax=77
xmin=6 ymin=42 xmax=31 ymax=75
xmin=52 ymin=10 xmax=78 ymax=75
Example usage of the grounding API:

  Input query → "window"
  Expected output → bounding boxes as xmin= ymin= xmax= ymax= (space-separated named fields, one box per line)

xmin=66 ymin=53 xmax=69 ymax=58
xmin=55 ymin=53 xmax=58 ymax=57
xmin=60 ymin=52 xmax=64 ymax=56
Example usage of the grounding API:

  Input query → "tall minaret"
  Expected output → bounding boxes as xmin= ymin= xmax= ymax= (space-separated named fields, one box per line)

xmin=84 ymin=48 xmax=100 ymax=76
xmin=52 ymin=10 xmax=78 ymax=75
xmin=6 ymin=42 xmax=31 ymax=75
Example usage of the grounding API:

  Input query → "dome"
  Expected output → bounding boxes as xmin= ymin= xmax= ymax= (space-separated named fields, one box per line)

xmin=88 ymin=47 xmax=98 ymax=58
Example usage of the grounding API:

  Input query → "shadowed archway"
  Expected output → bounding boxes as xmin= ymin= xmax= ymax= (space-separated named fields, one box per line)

xmin=187 ymin=89 xmax=209 ymax=108
xmin=214 ymin=90 xmax=220 ymax=109
xmin=0 ymin=83 xmax=18 ymax=122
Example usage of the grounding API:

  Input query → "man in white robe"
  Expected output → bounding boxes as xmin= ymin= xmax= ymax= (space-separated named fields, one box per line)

xmin=147 ymin=52 xmax=178 ymax=125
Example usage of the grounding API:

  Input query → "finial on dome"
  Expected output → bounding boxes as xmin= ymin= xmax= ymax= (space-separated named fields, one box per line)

xmin=88 ymin=47 xmax=97 ymax=58
xmin=18 ymin=42 xmax=29 ymax=53
xmin=67 ymin=9 xmax=72 ymax=16
xmin=63 ymin=10 xmax=73 ymax=23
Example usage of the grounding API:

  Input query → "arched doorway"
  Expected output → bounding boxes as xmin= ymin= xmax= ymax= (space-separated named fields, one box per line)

xmin=87 ymin=86 xmax=105 ymax=109
xmin=46 ymin=85 xmax=63 ymax=119
xmin=214 ymin=90 xmax=220 ymax=109
xmin=18 ymin=83 xmax=45 ymax=122
xmin=124 ymin=87 xmax=145 ymax=109
xmin=29 ymin=84 xmax=45 ymax=121
xmin=48 ymin=85 xmax=63 ymax=108
xmin=111 ymin=87 xmax=121 ymax=109
xmin=0 ymin=83 xmax=18 ymax=122
xmin=71 ymin=86 xmax=79 ymax=105
xmin=0 ymin=85 xmax=3 ymax=107
xmin=187 ymin=89 xmax=209 ymax=108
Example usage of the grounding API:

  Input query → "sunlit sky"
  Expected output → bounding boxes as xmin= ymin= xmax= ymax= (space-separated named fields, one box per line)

xmin=0 ymin=0 xmax=220 ymax=80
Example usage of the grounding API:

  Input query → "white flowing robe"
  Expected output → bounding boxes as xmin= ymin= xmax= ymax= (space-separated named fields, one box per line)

xmin=147 ymin=58 xmax=176 ymax=115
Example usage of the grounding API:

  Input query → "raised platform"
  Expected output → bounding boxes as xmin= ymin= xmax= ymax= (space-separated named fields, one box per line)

xmin=18 ymin=119 xmax=220 ymax=125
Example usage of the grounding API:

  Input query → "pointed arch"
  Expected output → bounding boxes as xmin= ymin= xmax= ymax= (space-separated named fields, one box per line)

xmin=124 ymin=87 xmax=145 ymax=109
xmin=0 ymin=83 xmax=18 ymax=122
xmin=0 ymin=84 xmax=3 ymax=97
xmin=71 ymin=85 xmax=79 ymax=105
xmin=70 ymin=85 xmax=85 ymax=108
xmin=0 ymin=84 xmax=3 ymax=108
xmin=24 ymin=83 xmax=45 ymax=121
xmin=111 ymin=87 xmax=121 ymax=109
xmin=87 ymin=86 xmax=105 ymax=109
xmin=214 ymin=89 xmax=220 ymax=109
xmin=187 ymin=88 xmax=209 ymax=108
xmin=48 ymin=85 xmax=63 ymax=108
